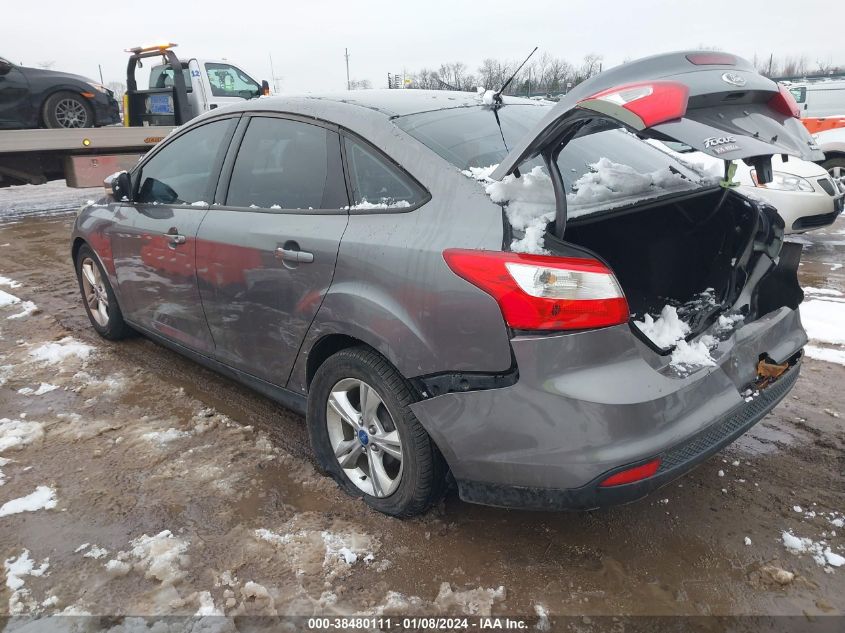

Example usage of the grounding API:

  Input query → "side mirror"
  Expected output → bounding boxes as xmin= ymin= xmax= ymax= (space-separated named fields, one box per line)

xmin=105 ymin=171 xmax=132 ymax=202
xmin=0 ymin=60 xmax=12 ymax=76
xmin=261 ymin=79 xmax=270 ymax=96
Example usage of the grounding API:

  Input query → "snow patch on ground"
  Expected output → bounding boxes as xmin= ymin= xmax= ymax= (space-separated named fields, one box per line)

xmin=29 ymin=337 xmax=93 ymax=365
xmin=4 ymin=549 xmax=50 ymax=615
xmin=17 ymin=383 xmax=59 ymax=396
xmin=255 ymin=516 xmax=380 ymax=580
xmin=0 ymin=418 xmax=45 ymax=452
xmin=104 ymin=530 xmax=189 ymax=586
xmin=142 ymin=428 xmax=191 ymax=445
xmin=0 ymin=289 xmax=21 ymax=307
xmin=782 ymin=531 xmax=845 ymax=569
xmin=7 ymin=300 xmax=38 ymax=320
xmin=0 ymin=485 xmax=57 ymax=517
xmin=0 ymin=276 xmax=22 ymax=289
xmin=799 ymin=297 xmax=845 ymax=366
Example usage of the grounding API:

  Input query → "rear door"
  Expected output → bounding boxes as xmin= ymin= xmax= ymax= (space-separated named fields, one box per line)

xmin=195 ymin=114 xmax=349 ymax=385
xmin=111 ymin=116 xmax=238 ymax=354
xmin=492 ymin=51 xmax=824 ymax=184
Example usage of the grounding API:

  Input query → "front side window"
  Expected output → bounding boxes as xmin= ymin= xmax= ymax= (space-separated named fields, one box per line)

xmin=344 ymin=137 xmax=427 ymax=209
xmin=136 ymin=118 xmax=235 ymax=205
xmin=226 ymin=117 xmax=347 ymax=209
xmin=789 ymin=86 xmax=807 ymax=104
xmin=205 ymin=63 xmax=260 ymax=99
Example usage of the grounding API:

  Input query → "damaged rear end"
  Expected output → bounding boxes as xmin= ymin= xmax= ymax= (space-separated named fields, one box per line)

xmin=410 ymin=51 xmax=818 ymax=510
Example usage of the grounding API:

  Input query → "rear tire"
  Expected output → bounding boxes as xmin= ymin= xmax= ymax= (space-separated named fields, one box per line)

xmin=43 ymin=91 xmax=94 ymax=129
xmin=307 ymin=346 xmax=447 ymax=517
xmin=75 ymin=245 xmax=132 ymax=340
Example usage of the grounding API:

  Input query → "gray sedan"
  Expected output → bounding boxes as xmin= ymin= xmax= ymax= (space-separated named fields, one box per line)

xmin=72 ymin=51 xmax=819 ymax=516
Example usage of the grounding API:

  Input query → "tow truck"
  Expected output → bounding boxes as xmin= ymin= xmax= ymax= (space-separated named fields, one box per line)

xmin=0 ymin=43 xmax=269 ymax=188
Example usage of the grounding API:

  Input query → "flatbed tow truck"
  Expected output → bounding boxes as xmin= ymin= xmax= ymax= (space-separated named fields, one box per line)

xmin=0 ymin=43 xmax=267 ymax=188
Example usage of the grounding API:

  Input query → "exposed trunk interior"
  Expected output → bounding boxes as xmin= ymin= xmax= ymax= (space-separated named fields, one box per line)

xmin=558 ymin=189 xmax=761 ymax=337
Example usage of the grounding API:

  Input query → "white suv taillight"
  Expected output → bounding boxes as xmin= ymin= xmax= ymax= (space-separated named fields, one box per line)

xmin=443 ymin=249 xmax=629 ymax=331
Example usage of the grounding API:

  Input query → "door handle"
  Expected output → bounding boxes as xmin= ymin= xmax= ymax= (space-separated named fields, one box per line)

xmin=275 ymin=247 xmax=314 ymax=263
xmin=166 ymin=228 xmax=186 ymax=246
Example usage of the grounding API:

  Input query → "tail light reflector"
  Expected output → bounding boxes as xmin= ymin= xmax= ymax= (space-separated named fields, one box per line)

xmin=580 ymin=81 xmax=689 ymax=128
xmin=599 ymin=458 xmax=661 ymax=487
xmin=686 ymin=53 xmax=736 ymax=66
xmin=769 ymin=84 xmax=801 ymax=119
xmin=442 ymin=249 xmax=629 ymax=331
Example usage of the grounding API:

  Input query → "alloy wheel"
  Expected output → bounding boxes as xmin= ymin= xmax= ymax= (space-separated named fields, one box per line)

xmin=55 ymin=98 xmax=89 ymax=128
xmin=828 ymin=165 xmax=845 ymax=189
xmin=326 ymin=378 xmax=403 ymax=497
xmin=80 ymin=257 xmax=109 ymax=327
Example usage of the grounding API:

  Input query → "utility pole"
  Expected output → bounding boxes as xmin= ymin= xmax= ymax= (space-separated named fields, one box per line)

xmin=98 ymin=64 xmax=104 ymax=85
xmin=269 ymin=53 xmax=278 ymax=93
xmin=344 ymin=48 xmax=351 ymax=90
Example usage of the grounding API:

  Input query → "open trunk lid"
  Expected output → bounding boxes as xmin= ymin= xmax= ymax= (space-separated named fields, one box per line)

xmin=491 ymin=51 xmax=823 ymax=184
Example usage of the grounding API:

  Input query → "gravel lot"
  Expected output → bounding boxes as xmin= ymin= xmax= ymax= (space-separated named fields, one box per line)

xmin=0 ymin=183 xmax=843 ymax=621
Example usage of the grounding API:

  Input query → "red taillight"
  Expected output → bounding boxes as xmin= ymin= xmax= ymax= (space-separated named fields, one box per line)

xmin=685 ymin=53 xmax=736 ymax=66
xmin=442 ymin=249 xmax=629 ymax=331
xmin=599 ymin=458 xmax=661 ymax=487
xmin=769 ymin=84 xmax=801 ymax=119
xmin=580 ymin=81 xmax=689 ymax=129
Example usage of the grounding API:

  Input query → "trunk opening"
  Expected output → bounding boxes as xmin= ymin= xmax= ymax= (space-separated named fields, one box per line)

xmin=553 ymin=189 xmax=761 ymax=344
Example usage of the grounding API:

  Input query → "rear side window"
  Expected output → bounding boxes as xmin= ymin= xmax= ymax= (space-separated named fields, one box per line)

xmin=226 ymin=117 xmax=348 ymax=209
xmin=344 ymin=137 xmax=427 ymax=209
xmin=136 ymin=118 xmax=235 ymax=205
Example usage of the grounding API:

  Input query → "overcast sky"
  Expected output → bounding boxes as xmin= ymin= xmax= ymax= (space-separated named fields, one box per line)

xmin=4 ymin=0 xmax=840 ymax=92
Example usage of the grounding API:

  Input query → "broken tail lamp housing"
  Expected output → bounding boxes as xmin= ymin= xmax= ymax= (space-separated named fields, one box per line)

xmin=579 ymin=81 xmax=690 ymax=129
xmin=768 ymin=84 xmax=801 ymax=119
xmin=443 ymin=249 xmax=629 ymax=331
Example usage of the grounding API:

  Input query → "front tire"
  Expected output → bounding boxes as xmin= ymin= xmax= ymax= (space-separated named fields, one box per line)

xmin=822 ymin=157 xmax=845 ymax=186
xmin=75 ymin=245 xmax=131 ymax=340
xmin=307 ymin=346 xmax=447 ymax=517
xmin=43 ymin=91 xmax=94 ymax=129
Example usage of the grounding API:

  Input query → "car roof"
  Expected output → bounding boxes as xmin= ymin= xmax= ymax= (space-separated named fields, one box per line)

xmin=246 ymin=89 xmax=548 ymax=118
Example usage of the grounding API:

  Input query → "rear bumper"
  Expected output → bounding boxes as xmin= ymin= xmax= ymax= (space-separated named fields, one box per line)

xmin=410 ymin=306 xmax=807 ymax=510
xmin=456 ymin=359 xmax=799 ymax=510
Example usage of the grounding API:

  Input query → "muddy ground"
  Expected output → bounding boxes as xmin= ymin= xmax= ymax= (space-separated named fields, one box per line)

xmin=0 ymin=186 xmax=843 ymax=621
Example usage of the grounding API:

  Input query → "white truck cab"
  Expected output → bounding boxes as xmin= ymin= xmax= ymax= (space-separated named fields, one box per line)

xmin=148 ymin=58 xmax=263 ymax=118
xmin=124 ymin=43 xmax=268 ymax=127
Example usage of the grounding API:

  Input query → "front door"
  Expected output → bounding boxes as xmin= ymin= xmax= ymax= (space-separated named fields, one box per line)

xmin=196 ymin=115 xmax=349 ymax=385
xmin=111 ymin=116 xmax=237 ymax=354
xmin=0 ymin=62 xmax=32 ymax=128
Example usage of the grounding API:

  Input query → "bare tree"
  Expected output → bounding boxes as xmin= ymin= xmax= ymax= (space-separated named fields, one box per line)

xmin=348 ymin=79 xmax=372 ymax=90
xmin=107 ymin=81 xmax=126 ymax=100
xmin=579 ymin=54 xmax=603 ymax=81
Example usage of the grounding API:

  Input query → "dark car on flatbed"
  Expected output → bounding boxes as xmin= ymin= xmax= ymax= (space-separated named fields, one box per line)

xmin=0 ymin=56 xmax=120 ymax=129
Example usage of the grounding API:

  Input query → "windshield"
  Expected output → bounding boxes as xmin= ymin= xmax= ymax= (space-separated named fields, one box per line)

xmin=204 ymin=63 xmax=260 ymax=99
xmin=394 ymin=105 xmax=703 ymax=191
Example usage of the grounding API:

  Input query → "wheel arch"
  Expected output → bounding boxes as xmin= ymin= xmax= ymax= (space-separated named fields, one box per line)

xmin=39 ymin=87 xmax=94 ymax=127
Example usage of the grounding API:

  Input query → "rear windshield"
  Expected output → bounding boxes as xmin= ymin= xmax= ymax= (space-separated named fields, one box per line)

xmin=394 ymin=104 xmax=705 ymax=204
xmin=149 ymin=64 xmax=192 ymax=92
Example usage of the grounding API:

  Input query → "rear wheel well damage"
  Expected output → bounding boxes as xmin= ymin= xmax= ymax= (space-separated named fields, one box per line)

xmin=306 ymin=334 xmax=370 ymax=390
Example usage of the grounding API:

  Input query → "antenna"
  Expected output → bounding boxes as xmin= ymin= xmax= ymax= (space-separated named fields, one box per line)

xmin=494 ymin=46 xmax=538 ymax=104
